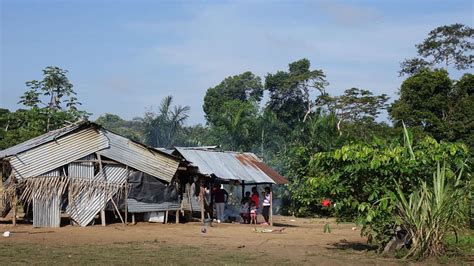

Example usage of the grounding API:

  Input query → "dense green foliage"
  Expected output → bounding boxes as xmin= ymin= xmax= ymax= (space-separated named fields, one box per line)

xmin=390 ymin=70 xmax=474 ymax=152
xmin=265 ymin=58 xmax=329 ymax=126
xmin=304 ymin=134 xmax=469 ymax=248
xmin=203 ymin=71 xmax=263 ymax=126
xmin=95 ymin=113 xmax=143 ymax=142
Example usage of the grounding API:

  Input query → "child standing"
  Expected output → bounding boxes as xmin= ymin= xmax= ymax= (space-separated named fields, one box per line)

xmin=240 ymin=192 xmax=250 ymax=224
xmin=250 ymin=187 xmax=259 ymax=223
xmin=250 ymin=202 xmax=257 ymax=225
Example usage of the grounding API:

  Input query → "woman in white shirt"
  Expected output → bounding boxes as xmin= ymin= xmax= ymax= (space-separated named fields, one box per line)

xmin=262 ymin=187 xmax=271 ymax=225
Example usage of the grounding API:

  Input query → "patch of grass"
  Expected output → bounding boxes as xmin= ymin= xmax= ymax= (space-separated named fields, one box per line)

xmin=0 ymin=242 xmax=262 ymax=265
xmin=445 ymin=230 xmax=474 ymax=255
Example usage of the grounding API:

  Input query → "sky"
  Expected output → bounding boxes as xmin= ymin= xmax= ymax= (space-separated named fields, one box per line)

xmin=1 ymin=0 xmax=473 ymax=125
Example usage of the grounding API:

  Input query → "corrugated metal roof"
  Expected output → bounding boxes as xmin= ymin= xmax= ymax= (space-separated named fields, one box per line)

xmin=174 ymin=148 xmax=288 ymax=185
xmin=8 ymin=127 xmax=109 ymax=179
xmin=98 ymin=131 xmax=179 ymax=182
xmin=0 ymin=123 xmax=85 ymax=159
xmin=156 ymin=148 xmax=174 ymax=155
xmin=1 ymin=122 xmax=181 ymax=182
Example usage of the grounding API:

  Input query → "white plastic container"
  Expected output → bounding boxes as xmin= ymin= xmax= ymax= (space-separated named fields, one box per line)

xmin=144 ymin=212 xmax=165 ymax=223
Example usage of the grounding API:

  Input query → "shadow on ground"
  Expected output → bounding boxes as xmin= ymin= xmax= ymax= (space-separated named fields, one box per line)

xmin=327 ymin=240 xmax=377 ymax=252
xmin=271 ymin=222 xmax=299 ymax=228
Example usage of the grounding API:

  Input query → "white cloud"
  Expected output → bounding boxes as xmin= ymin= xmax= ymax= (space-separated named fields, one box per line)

xmin=317 ymin=1 xmax=382 ymax=26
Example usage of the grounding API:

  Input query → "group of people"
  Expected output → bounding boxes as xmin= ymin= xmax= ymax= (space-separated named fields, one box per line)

xmin=212 ymin=183 xmax=272 ymax=225
xmin=240 ymin=187 xmax=272 ymax=225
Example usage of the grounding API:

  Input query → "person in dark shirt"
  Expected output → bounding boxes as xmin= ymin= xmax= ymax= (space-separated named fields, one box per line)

xmin=213 ymin=183 xmax=228 ymax=223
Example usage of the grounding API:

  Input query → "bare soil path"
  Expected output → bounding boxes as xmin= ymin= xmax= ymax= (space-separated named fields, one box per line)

xmin=0 ymin=216 xmax=412 ymax=265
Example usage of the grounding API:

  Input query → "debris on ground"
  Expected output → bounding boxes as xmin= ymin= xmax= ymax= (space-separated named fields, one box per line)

xmin=253 ymin=227 xmax=286 ymax=233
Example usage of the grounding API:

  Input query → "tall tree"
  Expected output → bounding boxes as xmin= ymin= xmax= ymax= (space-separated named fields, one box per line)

xmin=333 ymin=88 xmax=389 ymax=138
xmin=203 ymin=71 xmax=263 ymax=126
xmin=142 ymin=96 xmax=190 ymax=148
xmin=209 ymin=100 xmax=258 ymax=151
xmin=18 ymin=66 xmax=89 ymax=131
xmin=1 ymin=67 xmax=89 ymax=149
xmin=389 ymin=69 xmax=474 ymax=150
xmin=400 ymin=23 xmax=473 ymax=75
xmin=445 ymin=73 xmax=474 ymax=151
xmin=265 ymin=59 xmax=329 ymax=126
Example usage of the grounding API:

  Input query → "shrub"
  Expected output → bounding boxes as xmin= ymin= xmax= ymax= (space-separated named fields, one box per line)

xmin=305 ymin=132 xmax=470 ymax=249
xmin=395 ymin=163 xmax=469 ymax=258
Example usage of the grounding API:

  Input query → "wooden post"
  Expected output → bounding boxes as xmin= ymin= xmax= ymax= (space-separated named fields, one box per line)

xmin=12 ymin=174 xmax=17 ymax=226
xmin=269 ymin=184 xmax=273 ymax=226
xmin=175 ymin=210 xmax=180 ymax=224
xmin=110 ymin=198 xmax=125 ymax=224
xmin=165 ymin=210 xmax=169 ymax=224
xmin=96 ymin=153 xmax=106 ymax=226
xmin=209 ymin=180 xmax=214 ymax=219
xmin=241 ymin=181 xmax=245 ymax=199
xmin=125 ymin=167 xmax=129 ymax=225
xmin=200 ymin=179 xmax=205 ymax=222
xmin=132 ymin=214 xmax=135 ymax=225
xmin=12 ymin=193 xmax=17 ymax=226
xmin=100 ymin=210 xmax=106 ymax=226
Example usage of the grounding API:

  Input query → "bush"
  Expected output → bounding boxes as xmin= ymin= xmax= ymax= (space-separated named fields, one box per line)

xmin=304 ymin=131 xmax=470 ymax=249
xmin=395 ymin=163 xmax=469 ymax=258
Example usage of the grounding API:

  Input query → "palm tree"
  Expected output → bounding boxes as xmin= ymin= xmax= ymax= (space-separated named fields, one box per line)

xmin=143 ymin=96 xmax=190 ymax=148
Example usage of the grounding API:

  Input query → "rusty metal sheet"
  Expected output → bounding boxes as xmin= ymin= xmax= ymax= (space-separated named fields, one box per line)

xmin=174 ymin=148 xmax=287 ymax=184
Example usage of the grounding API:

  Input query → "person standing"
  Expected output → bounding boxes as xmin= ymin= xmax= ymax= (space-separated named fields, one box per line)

xmin=250 ymin=187 xmax=259 ymax=223
xmin=262 ymin=187 xmax=271 ymax=225
xmin=240 ymin=191 xmax=251 ymax=224
xmin=213 ymin=183 xmax=228 ymax=223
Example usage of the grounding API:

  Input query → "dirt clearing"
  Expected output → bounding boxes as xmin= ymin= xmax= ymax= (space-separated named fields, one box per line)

xmin=0 ymin=216 xmax=421 ymax=265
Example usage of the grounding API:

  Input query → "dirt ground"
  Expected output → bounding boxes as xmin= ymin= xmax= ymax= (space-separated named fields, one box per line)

xmin=0 ymin=215 xmax=420 ymax=265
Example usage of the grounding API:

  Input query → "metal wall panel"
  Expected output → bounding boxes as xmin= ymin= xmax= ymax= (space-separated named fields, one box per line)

xmin=9 ymin=128 xmax=109 ymax=180
xmin=181 ymin=193 xmax=202 ymax=212
xmin=67 ymin=165 xmax=128 ymax=227
xmin=32 ymin=169 xmax=62 ymax=228
xmin=33 ymin=192 xmax=61 ymax=228
xmin=127 ymin=198 xmax=180 ymax=213
xmin=98 ymin=131 xmax=179 ymax=182
xmin=68 ymin=155 xmax=95 ymax=180
xmin=95 ymin=164 xmax=129 ymax=183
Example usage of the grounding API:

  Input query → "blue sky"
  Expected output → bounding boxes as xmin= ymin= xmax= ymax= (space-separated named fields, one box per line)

xmin=1 ymin=0 xmax=472 ymax=125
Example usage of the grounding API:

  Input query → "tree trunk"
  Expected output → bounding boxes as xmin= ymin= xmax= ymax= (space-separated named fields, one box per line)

xmin=337 ymin=119 xmax=342 ymax=136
